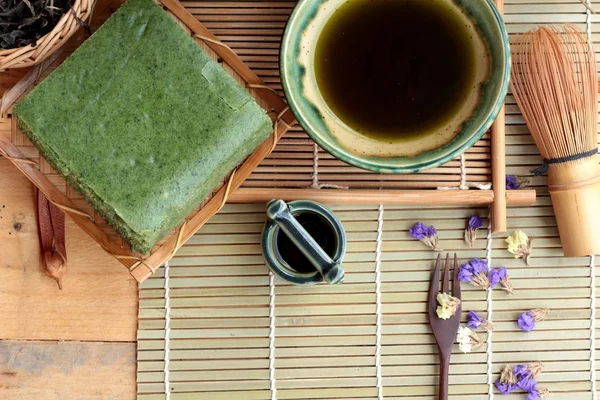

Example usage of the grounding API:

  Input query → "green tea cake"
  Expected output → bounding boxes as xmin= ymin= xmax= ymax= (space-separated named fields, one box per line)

xmin=14 ymin=0 xmax=273 ymax=253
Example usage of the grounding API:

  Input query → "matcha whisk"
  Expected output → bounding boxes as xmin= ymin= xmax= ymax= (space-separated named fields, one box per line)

xmin=510 ymin=25 xmax=600 ymax=257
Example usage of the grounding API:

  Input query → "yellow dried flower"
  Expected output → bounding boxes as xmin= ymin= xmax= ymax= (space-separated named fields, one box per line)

xmin=506 ymin=230 xmax=532 ymax=264
xmin=436 ymin=292 xmax=461 ymax=320
xmin=506 ymin=230 xmax=528 ymax=253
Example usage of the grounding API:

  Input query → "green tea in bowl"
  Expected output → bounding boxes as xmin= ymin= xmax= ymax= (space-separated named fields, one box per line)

xmin=280 ymin=0 xmax=510 ymax=173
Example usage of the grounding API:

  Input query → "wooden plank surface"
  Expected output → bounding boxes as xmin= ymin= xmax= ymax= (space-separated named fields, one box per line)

xmin=0 ymin=341 xmax=136 ymax=400
xmin=0 ymin=157 xmax=138 ymax=398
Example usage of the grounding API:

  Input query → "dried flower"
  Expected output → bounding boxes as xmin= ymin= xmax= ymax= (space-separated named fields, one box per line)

xmin=507 ymin=175 xmax=531 ymax=190
xmin=518 ymin=309 xmax=549 ymax=332
xmin=467 ymin=310 xmax=494 ymax=331
xmin=468 ymin=215 xmax=484 ymax=230
xmin=506 ymin=175 xmax=520 ymax=190
xmin=487 ymin=267 xmax=513 ymax=293
xmin=496 ymin=363 xmax=545 ymax=397
xmin=516 ymin=363 xmax=545 ymax=397
xmin=409 ymin=222 xmax=442 ymax=251
xmin=527 ymin=362 xmax=544 ymax=379
xmin=488 ymin=268 xmax=502 ymax=288
xmin=458 ymin=258 xmax=491 ymax=290
xmin=516 ymin=371 xmax=537 ymax=392
xmin=498 ymin=267 xmax=513 ymax=294
xmin=495 ymin=380 xmax=515 ymax=395
xmin=500 ymin=364 xmax=516 ymax=384
xmin=436 ymin=292 xmax=461 ymax=320
xmin=506 ymin=230 xmax=532 ymax=265
xmin=495 ymin=364 xmax=517 ymax=394
xmin=527 ymin=388 xmax=550 ymax=400
xmin=517 ymin=312 xmax=535 ymax=332
xmin=456 ymin=326 xmax=484 ymax=353
xmin=465 ymin=215 xmax=484 ymax=247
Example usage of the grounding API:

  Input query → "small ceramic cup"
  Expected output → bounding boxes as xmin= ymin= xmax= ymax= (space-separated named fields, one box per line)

xmin=261 ymin=199 xmax=346 ymax=285
xmin=280 ymin=0 xmax=510 ymax=173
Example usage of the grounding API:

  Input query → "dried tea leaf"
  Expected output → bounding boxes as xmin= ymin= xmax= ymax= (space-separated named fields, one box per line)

xmin=0 ymin=0 xmax=73 ymax=49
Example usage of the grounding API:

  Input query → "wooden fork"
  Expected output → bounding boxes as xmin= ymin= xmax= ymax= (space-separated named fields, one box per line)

xmin=427 ymin=253 xmax=462 ymax=400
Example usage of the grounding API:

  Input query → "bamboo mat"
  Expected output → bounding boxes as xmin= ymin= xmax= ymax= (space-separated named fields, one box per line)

xmin=138 ymin=0 xmax=600 ymax=399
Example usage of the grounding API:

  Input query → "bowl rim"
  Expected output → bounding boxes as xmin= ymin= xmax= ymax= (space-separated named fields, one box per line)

xmin=280 ymin=0 xmax=511 ymax=174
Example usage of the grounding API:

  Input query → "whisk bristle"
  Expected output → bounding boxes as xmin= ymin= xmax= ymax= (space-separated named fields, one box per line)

xmin=510 ymin=25 xmax=598 ymax=160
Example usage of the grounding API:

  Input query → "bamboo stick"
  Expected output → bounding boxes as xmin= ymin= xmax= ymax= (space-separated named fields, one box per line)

xmin=228 ymin=188 xmax=536 ymax=206
xmin=491 ymin=0 xmax=507 ymax=233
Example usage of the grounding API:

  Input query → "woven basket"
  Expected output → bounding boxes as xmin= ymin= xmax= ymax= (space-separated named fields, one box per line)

xmin=0 ymin=0 xmax=96 ymax=71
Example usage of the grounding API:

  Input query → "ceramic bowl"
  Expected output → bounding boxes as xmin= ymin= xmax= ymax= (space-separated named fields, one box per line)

xmin=262 ymin=200 xmax=346 ymax=285
xmin=280 ymin=0 xmax=510 ymax=173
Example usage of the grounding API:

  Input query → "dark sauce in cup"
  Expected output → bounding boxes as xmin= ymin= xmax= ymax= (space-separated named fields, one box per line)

xmin=275 ymin=212 xmax=337 ymax=273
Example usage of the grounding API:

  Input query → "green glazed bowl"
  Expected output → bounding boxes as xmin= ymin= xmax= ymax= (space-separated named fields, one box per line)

xmin=280 ymin=0 xmax=510 ymax=174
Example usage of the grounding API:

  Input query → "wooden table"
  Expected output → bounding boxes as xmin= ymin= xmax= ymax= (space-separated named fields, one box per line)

xmin=0 ymin=158 xmax=138 ymax=398
xmin=1 ymin=1 xmax=138 ymax=397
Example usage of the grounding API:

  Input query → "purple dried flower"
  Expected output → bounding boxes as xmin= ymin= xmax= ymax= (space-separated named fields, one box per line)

xmin=468 ymin=215 xmax=483 ymax=230
xmin=425 ymin=225 xmax=437 ymax=236
xmin=465 ymin=216 xmax=484 ymax=246
xmin=467 ymin=311 xmax=484 ymax=329
xmin=470 ymin=258 xmax=489 ymax=274
xmin=409 ymin=222 xmax=441 ymax=251
xmin=495 ymin=380 xmax=514 ymax=395
xmin=496 ymin=363 xmax=545 ymax=398
xmin=518 ymin=375 xmax=538 ymax=392
xmin=513 ymin=364 xmax=538 ymax=391
xmin=518 ymin=312 xmax=536 ymax=332
xmin=498 ymin=267 xmax=507 ymax=280
xmin=518 ymin=310 xmax=549 ymax=333
xmin=513 ymin=364 xmax=529 ymax=377
xmin=409 ymin=222 xmax=427 ymax=240
xmin=488 ymin=268 xmax=502 ymax=288
xmin=495 ymin=267 xmax=514 ymax=294
xmin=506 ymin=175 xmax=520 ymax=190
xmin=458 ymin=267 xmax=474 ymax=283
xmin=458 ymin=259 xmax=491 ymax=290
xmin=527 ymin=389 xmax=541 ymax=400
xmin=467 ymin=310 xmax=494 ymax=331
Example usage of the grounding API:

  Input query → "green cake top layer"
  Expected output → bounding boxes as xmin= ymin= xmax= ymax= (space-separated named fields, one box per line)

xmin=14 ymin=0 xmax=273 ymax=253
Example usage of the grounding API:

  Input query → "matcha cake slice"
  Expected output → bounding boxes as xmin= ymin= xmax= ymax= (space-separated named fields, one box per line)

xmin=14 ymin=0 xmax=273 ymax=253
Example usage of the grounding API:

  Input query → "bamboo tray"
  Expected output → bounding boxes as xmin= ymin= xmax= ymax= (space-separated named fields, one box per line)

xmin=0 ymin=0 xmax=294 ymax=283
xmin=0 ymin=0 xmax=537 ymax=283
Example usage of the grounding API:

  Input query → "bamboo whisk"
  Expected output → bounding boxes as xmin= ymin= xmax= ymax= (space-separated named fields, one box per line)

xmin=511 ymin=25 xmax=600 ymax=257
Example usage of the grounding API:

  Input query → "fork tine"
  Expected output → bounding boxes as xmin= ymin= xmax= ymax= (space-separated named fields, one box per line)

xmin=453 ymin=253 xmax=461 ymax=300
xmin=429 ymin=254 xmax=442 ymax=303
xmin=442 ymin=253 xmax=450 ymax=293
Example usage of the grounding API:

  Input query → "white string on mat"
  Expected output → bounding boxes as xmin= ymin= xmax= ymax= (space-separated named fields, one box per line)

xmin=437 ymin=154 xmax=491 ymax=190
xmin=268 ymin=271 xmax=277 ymax=400
xmin=163 ymin=261 xmax=172 ymax=400
xmin=310 ymin=142 xmax=349 ymax=189
xmin=585 ymin=3 xmax=597 ymax=397
xmin=485 ymin=212 xmax=494 ymax=400
xmin=374 ymin=204 xmax=385 ymax=400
